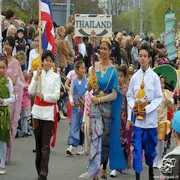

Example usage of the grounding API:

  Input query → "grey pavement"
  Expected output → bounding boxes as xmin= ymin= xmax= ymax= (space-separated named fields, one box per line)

xmin=1 ymin=119 xmax=175 ymax=180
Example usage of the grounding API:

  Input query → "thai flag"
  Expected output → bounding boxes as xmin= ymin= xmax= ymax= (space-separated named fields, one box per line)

xmin=41 ymin=0 xmax=55 ymax=54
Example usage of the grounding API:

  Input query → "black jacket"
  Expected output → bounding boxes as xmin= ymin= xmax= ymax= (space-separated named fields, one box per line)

xmin=111 ymin=39 xmax=121 ymax=66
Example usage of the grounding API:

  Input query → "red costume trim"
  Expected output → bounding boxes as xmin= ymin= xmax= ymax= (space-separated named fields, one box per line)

xmin=34 ymin=96 xmax=58 ymax=148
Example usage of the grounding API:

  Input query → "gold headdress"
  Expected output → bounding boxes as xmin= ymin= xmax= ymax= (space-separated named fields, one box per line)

xmin=128 ymin=65 xmax=134 ymax=72
xmin=101 ymin=37 xmax=111 ymax=46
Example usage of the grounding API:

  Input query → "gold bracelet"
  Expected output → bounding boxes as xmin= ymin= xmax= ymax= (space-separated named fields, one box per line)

xmin=98 ymin=97 xmax=101 ymax=104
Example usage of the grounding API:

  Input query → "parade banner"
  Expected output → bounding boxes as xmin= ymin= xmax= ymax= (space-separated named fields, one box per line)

xmin=75 ymin=14 xmax=112 ymax=37
xmin=165 ymin=13 xmax=177 ymax=60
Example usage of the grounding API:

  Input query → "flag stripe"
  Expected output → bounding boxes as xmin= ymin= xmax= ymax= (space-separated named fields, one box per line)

xmin=41 ymin=0 xmax=55 ymax=54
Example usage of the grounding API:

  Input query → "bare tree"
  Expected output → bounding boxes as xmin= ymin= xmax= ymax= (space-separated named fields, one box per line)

xmin=3 ymin=0 xmax=39 ymax=20
xmin=99 ymin=0 xmax=124 ymax=16
xmin=71 ymin=0 xmax=103 ymax=14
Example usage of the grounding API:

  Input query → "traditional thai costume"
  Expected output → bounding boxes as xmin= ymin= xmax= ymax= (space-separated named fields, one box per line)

xmin=28 ymin=68 xmax=60 ymax=178
xmin=88 ymin=65 xmax=126 ymax=178
xmin=0 ymin=77 xmax=15 ymax=169
xmin=153 ymin=89 xmax=174 ymax=168
xmin=6 ymin=57 xmax=25 ymax=162
xmin=119 ymin=84 xmax=132 ymax=169
xmin=127 ymin=67 xmax=163 ymax=178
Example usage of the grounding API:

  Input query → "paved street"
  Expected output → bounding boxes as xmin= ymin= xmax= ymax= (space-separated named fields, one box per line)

xmin=1 ymin=119 xmax=175 ymax=180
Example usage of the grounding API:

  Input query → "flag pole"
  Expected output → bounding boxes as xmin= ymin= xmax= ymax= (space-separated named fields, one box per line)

xmin=39 ymin=0 xmax=42 ymax=91
xmin=0 ymin=0 xmax=2 ymax=53
xmin=178 ymin=22 xmax=180 ymax=65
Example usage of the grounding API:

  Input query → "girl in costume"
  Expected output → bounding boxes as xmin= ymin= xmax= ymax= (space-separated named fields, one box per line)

xmin=28 ymin=50 xmax=60 ymax=180
xmin=66 ymin=61 xmax=87 ymax=156
xmin=110 ymin=65 xmax=132 ymax=177
xmin=4 ymin=36 xmax=25 ymax=161
xmin=65 ymin=52 xmax=83 ymax=122
xmin=0 ymin=54 xmax=15 ymax=175
xmin=87 ymin=37 xmax=126 ymax=180
xmin=20 ymin=71 xmax=31 ymax=137
xmin=153 ymin=74 xmax=174 ymax=169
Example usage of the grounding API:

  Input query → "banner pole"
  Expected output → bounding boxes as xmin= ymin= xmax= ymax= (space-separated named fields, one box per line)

xmin=39 ymin=0 xmax=42 ymax=91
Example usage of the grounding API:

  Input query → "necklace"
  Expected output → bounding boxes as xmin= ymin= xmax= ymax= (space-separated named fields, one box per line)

xmin=100 ymin=64 xmax=109 ymax=78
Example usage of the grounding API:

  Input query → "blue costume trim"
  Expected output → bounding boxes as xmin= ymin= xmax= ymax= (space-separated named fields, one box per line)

xmin=97 ymin=67 xmax=126 ymax=170
xmin=110 ymin=90 xmax=126 ymax=169
xmin=132 ymin=126 xmax=158 ymax=173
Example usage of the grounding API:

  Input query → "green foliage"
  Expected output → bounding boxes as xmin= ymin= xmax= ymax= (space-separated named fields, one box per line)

xmin=3 ymin=6 xmax=29 ymax=23
xmin=151 ymin=0 xmax=180 ymax=37
xmin=117 ymin=0 xmax=152 ymax=35
xmin=116 ymin=0 xmax=180 ymax=38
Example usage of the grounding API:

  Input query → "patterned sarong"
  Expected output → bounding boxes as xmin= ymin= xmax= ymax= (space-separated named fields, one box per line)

xmin=88 ymin=102 xmax=112 ymax=178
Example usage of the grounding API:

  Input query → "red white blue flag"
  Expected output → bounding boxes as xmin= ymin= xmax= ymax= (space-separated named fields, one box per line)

xmin=41 ymin=0 xmax=55 ymax=54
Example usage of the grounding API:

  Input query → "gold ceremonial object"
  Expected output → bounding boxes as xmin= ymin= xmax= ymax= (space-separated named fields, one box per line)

xmin=89 ymin=71 xmax=99 ymax=94
xmin=135 ymin=74 xmax=148 ymax=120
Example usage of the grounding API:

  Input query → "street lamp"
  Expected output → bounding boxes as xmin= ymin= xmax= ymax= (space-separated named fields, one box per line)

xmin=140 ymin=0 xmax=143 ymax=35
xmin=132 ymin=0 xmax=135 ymax=32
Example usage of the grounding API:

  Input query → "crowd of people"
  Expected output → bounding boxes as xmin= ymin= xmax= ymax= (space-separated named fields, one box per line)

xmin=0 ymin=9 xmax=180 ymax=180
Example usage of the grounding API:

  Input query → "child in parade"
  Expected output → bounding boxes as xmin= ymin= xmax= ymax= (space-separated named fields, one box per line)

xmin=59 ymin=66 xmax=68 ymax=119
xmin=66 ymin=60 xmax=87 ymax=156
xmin=159 ymin=110 xmax=180 ymax=180
xmin=126 ymin=43 xmax=163 ymax=180
xmin=28 ymin=50 xmax=61 ymax=180
xmin=15 ymin=50 xmax=27 ymax=72
xmin=110 ymin=65 xmax=131 ymax=177
xmin=88 ymin=53 xmax=99 ymax=76
xmin=65 ymin=52 xmax=83 ymax=121
xmin=153 ymin=74 xmax=174 ymax=169
xmin=0 ymin=54 xmax=15 ymax=175
xmin=20 ymin=71 xmax=31 ymax=137
xmin=27 ymin=32 xmax=40 ymax=75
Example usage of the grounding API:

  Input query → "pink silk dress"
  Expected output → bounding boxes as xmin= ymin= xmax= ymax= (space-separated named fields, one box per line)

xmin=6 ymin=57 xmax=25 ymax=161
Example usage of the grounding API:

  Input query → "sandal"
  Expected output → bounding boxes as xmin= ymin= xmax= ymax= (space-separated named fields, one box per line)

xmin=101 ymin=175 xmax=107 ymax=180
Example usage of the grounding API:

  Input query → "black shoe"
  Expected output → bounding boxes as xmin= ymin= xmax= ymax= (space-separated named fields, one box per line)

xmin=38 ymin=174 xmax=47 ymax=180
xmin=62 ymin=110 xmax=67 ymax=116
xmin=135 ymin=172 xmax=140 ymax=180
xmin=32 ymin=149 xmax=36 ymax=153
xmin=149 ymin=166 xmax=154 ymax=180
xmin=163 ymin=147 xmax=167 ymax=157
xmin=24 ymin=133 xmax=29 ymax=137
xmin=167 ymin=142 xmax=170 ymax=148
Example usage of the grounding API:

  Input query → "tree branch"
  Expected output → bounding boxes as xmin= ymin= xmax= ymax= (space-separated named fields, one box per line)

xmin=5 ymin=0 xmax=28 ymax=13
